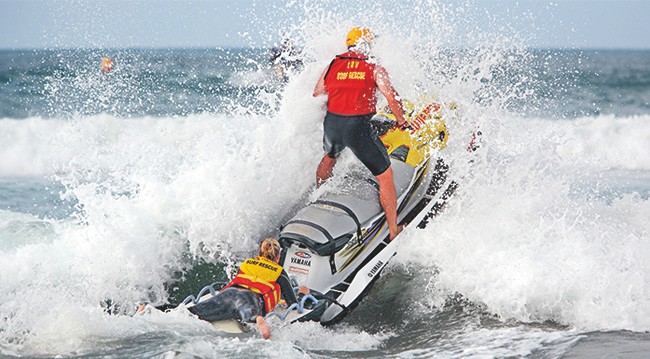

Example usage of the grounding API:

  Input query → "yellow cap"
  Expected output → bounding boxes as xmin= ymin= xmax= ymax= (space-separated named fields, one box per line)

xmin=346 ymin=26 xmax=374 ymax=48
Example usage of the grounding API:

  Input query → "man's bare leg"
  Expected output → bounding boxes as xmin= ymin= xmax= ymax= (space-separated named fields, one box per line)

xmin=256 ymin=315 xmax=271 ymax=340
xmin=376 ymin=167 xmax=403 ymax=240
xmin=316 ymin=154 xmax=337 ymax=187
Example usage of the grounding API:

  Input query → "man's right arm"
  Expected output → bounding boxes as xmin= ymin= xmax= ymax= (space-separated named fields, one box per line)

xmin=375 ymin=65 xmax=407 ymax=127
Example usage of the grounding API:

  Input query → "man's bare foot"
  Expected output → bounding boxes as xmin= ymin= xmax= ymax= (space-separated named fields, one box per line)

xmin=256 ymin=315 xmax=271 ymax=340
xmin=389 ymin=224 xmax=404 ymax=241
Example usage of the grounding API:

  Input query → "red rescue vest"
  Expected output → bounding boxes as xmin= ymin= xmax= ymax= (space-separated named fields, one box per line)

xmin=223 ymin=256 xmax=283 ymax=313
xmin=324 ymin=51 xmax=377 ymax=115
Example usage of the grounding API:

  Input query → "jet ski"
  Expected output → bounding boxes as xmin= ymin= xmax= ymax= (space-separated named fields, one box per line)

xmin=136 ymin=100 xmax=459 ymax=331
xmin=273 ymin=100 xmax=458 ymax=326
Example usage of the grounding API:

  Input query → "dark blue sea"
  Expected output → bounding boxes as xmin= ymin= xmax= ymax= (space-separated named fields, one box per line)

xmin=1 ymin=5 xmax=649 ymax=359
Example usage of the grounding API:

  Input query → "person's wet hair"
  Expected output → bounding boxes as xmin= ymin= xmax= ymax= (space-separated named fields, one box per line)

xmin=259 ymin=238 xmax=280 ymax=261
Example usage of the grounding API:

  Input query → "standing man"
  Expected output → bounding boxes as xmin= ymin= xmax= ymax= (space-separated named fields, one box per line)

xmin=313 ymin=26 xmax=408 ymax=240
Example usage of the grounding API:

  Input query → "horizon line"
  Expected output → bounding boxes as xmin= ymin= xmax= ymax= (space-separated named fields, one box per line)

xmin=1 ymin=45 xmax=649 ymax=52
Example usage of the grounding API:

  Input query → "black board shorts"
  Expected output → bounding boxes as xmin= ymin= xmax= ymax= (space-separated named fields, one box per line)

xmin=187 ymin=287 xmax=264 ymax=323
xmin=323 ymin=112 xmax=391 ymax=176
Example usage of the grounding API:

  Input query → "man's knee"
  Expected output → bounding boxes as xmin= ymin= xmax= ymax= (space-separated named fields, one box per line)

xmin=375 ymin=165 xmax=393 ymax=181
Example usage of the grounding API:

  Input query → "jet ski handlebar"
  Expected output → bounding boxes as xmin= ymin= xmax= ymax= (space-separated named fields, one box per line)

xmin=370 ymin=115 xmax=410 ymax=135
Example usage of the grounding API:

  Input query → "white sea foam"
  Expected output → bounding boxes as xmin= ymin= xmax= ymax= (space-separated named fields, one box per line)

xmin=2 ymin=97 xmax=648 ymax=356
xmin=397 ymin=112 xmax=650 ymax=332
xmin=0 ymin=96 xmax=325 ymax=354
xmin=1 ymin=0 xmax=650 ymax=356
xmin=399 ymin=327 xmax=581 ymax=358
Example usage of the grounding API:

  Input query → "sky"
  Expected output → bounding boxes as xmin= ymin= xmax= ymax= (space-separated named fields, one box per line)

xmin=0 ymin=0 xmax=649 ymax=50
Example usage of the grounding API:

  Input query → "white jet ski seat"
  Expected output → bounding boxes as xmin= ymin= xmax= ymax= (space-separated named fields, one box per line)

xmin=280 ymin=158 xmax=415 ymax=262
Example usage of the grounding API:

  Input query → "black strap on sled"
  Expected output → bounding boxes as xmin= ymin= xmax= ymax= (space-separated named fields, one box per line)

xmin=315 ymin=200 xmax=363 ymax=244
xmin=283 ymin=219 xmax=338 ymax=274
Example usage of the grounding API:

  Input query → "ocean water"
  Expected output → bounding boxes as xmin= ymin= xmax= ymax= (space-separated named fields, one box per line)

xmin=1 ymin=1 xmax=650 ymax=358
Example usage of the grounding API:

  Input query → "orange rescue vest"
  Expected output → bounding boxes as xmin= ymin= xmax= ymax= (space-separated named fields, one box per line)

xmin=324 ymin=51 xmax=377 ymax=115
xmin=223 ymin=256 xmax=283 ymax=313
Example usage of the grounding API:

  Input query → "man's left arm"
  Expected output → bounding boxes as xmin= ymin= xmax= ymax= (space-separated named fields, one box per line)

xmin=313 ymin=66 xmax=328 ymax=97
